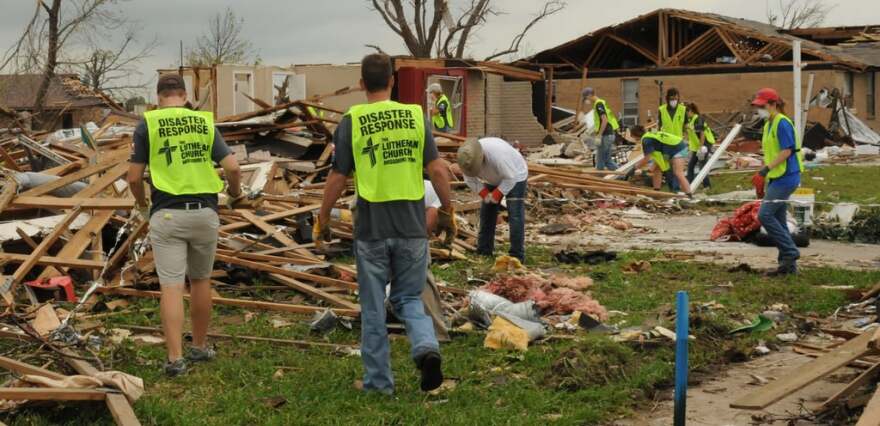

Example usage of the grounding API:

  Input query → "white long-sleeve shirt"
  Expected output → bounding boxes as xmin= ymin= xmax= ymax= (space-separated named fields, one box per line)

xmin=463 ymin=137 xmax=529 ymax=195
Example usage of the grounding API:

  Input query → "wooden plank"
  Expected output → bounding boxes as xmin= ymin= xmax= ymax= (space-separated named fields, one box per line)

xmin=238 ymin=210 xmax=298 ymax=247
xmin=39 ymin=210 xmax=114 ymax=279
xmin=0 ymin=253 xmax=105 ymax=269
xmin=814 ymin=362 xmax=880 ymax=412
xmin=269 ymin=273 xmax=359 ymax=310
xmin=0 ymin=178 xmax=17 ymax=214
xmin=857 ymin=386 xmax=880 ymax=426
xmin=12 ymin=197 xmax=134 ymax=209
xmin=691 ymin=124 xmax=741 ymax=192
xmin=106 ymin=393 xmax=141 ymax=426
xmin=0 ymin=207 xmax=83 ymax=304
xmin=0 ymin=355 xmax=67 ymax=380
xmin=73 ymin=162 xmax=129 ymax=198
xmin=96 ymin=286 xmax=360 ymax=317
xmin=215 ymin=254 xmax=356 ymax=291
xmin=606 ymin=33 xmax=659 ymax=64
xmin=117 ymin=324 xmax=356 ymax=350
xmin=730 ymin=330 xmax=876 ymax=410
xmin=57 ymin=348 xmax=142 ymax=426
xmin=16 ymin=159 xmax=122 ymax=198
xmin=0 ymin=387 xmax=107 ymax=401
xmin=219 ymin=203 xmax=320 ymax=232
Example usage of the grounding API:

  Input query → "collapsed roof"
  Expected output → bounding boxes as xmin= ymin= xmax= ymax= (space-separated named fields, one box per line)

xmin=521 ymin=8 xmax=880 ymax=76
xmin=0 ymin=74 xmax=114 ymax=110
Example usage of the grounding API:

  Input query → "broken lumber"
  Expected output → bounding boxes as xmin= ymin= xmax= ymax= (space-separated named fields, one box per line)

xmin=96 ymin=286 xmax=360 ymax=317
xmin=858 ymin=386 xmax=880 ymax=426
xmin=730 ymin=330 xmax=876 ymax=410
xmin=0 ymin=387 xmax=108 ymax=401
xmin=0 ymin=207 xmax=83 ymax=304
xmin=12 ymin=196 xmax=134 ymax=210
xmin=117 ymin=324 xmax=357 ymax=351
xmin=812 ymin=361 xmax=880 ymax=413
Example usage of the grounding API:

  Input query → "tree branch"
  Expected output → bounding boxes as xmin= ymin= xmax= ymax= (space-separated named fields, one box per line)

xmin=484 ymin=0 xmax=565 ymax=61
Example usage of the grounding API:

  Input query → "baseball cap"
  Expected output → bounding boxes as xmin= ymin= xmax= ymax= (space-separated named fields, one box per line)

xmin=751 ymin=88 xmax=780 ymax=106
xmin=157 ymin=74 xmax=186 ymax=94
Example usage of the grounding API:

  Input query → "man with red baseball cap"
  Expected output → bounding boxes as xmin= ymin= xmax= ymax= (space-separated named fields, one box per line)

xmin=750 ymin=87 xmax=804 ymax=276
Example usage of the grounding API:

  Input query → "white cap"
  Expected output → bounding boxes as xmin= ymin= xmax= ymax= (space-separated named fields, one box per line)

xmin=427 ymin=83 xmax=443 ymax=94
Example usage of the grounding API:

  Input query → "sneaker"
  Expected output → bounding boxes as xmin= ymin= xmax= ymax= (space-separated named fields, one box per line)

xmin=164 ymin=358 xmax=188 ymax=377
xmin=764 ymin=265 xmax=798 ymax=277
xmin=416 ymin=352 xmax=443 ymax=392
xmin=186 ymin=345 xmax=216 ymax=363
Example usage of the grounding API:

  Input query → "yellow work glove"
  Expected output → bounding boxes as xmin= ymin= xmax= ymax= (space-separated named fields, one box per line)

xmin=312 ymin=216 xmax=333 ymax=249
xmin=435 ymin=207 xmax=458 ymax=247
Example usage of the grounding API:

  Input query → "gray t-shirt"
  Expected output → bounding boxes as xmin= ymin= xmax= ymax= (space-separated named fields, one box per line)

xmin=131 ymin=119 xmax=232 ymax=215
xmin=333 ymin=113 xmax=439 ymax=241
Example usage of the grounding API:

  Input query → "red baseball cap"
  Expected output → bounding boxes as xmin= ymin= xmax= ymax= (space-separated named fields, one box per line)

xmin=751 ymin=88 xmax=780 ymax=106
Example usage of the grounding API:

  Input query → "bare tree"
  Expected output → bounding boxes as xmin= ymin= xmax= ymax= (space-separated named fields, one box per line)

xmin=767 ymin=0 xmax=835 ymax=29
xmin=186 ymin=7 xmax=256 ymax=66
xmin=0 ymin=0 xmax=124 ymax=128
xmin=368 ymin=0 xmax=565 ymax=59
xmin=79 ymin=28 xmax=156 ymax=98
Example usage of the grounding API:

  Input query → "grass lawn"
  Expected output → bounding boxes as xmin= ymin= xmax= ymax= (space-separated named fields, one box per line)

xmin=705 ymin=164 xmax=880 ymax=205
xmin=4 ymin=247 xmax=879 ymax=426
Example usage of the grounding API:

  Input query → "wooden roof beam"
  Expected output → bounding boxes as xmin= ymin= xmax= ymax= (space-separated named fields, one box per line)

xmin=583 ymin=36 xmax=608 ymax=68
xmin=716 ymin=29 xmax=747 ymax=63
xmin=665 ymin=27 xmax=720 ymax=66
xmin=605 ymin=33 xmax=659 ymax=65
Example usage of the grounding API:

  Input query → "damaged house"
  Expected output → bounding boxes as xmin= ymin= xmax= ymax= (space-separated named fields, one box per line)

xmin=0 ymin=74 xmax=117 ymax=131
xmin=162 ymin=58 xmax=549 ymax=146
xmin=520 ymin=8 xmax=880 ymax=134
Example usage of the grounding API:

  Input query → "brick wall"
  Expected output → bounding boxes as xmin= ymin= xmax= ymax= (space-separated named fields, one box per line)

xmin=465 ymin=72 xmax=485 ymax=137
xmin=555 ymin=69 xmax=880 ymax=131
xmin=499 ymin=81 xmax=547 ymax=146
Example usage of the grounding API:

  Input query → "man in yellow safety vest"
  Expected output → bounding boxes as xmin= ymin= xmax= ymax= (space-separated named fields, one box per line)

xmin=428 ymin=83 xmax=454 ymax=133
xmin=127 ymin=74 xmax=243 ymax=377
xmin=315 ymin=54 xmax=457 ymax=394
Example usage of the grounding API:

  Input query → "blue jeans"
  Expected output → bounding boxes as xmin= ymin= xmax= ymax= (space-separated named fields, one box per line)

xmin=355 ymin=238 xmax=438 ymax=393
xmin=596 ymin=134 xmax=618 ymax=170
xmin=758 ymin=183 xmax=800 ymax=266
xmin=686 ymin=151 xmax=711 ymax=187
xmin=477 ymin=181 xmax=527 ymax=262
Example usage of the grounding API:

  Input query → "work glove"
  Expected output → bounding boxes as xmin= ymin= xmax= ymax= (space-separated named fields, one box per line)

xmin=624 ymin=168 xmax=636 ymax=180
xmin=751 ymin=173 xmax=766 ymax=199
xmin=488 ymin=188 xmax=504 ymax=204
xmin=758 ymin=166 xmax=770 ymax=177
xmin=312 ymin=216 xmax=333 ymax=249
xmin=698 ymin=146 xmax=709 ymax=161
xmin=435 ymin=207 xmax=458 ymax=247
xmin=479 ymin=187 xmax=490 ymax=203
xmin=224 ymin=192 xmax=246 ymax=209
xmin=132 ymin=203 xmax=150 ymax=223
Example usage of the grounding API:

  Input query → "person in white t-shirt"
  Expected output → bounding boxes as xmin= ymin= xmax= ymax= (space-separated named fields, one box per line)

xmin=456 ymin=137 xmax=529 ymax=262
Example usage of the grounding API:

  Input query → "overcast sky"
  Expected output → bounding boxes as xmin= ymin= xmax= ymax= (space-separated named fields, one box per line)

xmin=2 ymin=0 xmax=878 ymax=100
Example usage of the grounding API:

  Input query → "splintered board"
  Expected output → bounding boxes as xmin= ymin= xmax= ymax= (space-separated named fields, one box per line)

xmin=731 ymin=330 xmax=876 ymax=410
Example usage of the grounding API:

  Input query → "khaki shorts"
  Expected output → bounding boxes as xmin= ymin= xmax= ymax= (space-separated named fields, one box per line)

xmin=149 ymin=208 xmax=219 ymax=285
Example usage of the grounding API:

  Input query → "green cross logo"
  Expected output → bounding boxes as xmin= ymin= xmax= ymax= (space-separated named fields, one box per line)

xmin=361 ymin=137 xmax=380 ymax=167
xmin=158 ymin=139 xmax=177 ymax=166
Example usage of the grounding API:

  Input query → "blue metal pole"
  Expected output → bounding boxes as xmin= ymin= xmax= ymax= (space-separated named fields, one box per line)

xmin=674 ymin=291 xmax=689 ymax=426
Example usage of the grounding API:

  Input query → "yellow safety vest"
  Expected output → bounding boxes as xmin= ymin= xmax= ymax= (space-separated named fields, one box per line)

xmin=642 ymin=131 xmax=684 ymax=172
xmin=762 ymin=113 xmax=804 ymax=179
xmin=659 ymin=103 xmax=687 ymax=137
xmin=686 ymin=114 xmax=716 ymax=152
xmin=348 ymin=100 xmax=425 ymax=202
xmin=144 ymin=108 xmax=223 ymax=195
xmin=431 ymin=94 xmax=454 ymax=130
xmin=593 ymin=98 xmax=620 ymax=133
xmin=307 ymin=106 xmax=325 ymax=119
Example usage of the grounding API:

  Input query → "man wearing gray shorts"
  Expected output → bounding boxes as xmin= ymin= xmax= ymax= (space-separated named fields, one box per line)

xmin=127 ymin=74 xmax=242 ymax=376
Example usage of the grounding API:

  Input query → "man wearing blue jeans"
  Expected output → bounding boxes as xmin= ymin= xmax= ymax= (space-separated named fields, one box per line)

xmin=315 ymin=54 xmax=457 ymax=394
xmin=457 ymin=137 xmax=529 ymax=262
xmin=751 ymin=87 xmax=803 ymax=276
xmin=582 ymin=87 xmax=620 ymax=171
